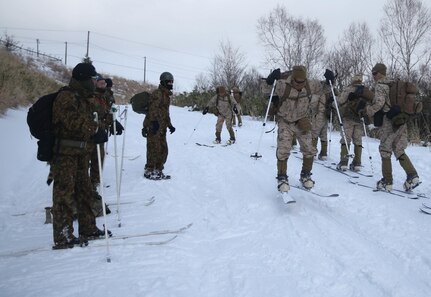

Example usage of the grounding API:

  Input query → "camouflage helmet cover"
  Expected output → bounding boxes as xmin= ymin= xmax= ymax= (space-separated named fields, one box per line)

xmin=160 ymin=72 xmax=174 ymax=81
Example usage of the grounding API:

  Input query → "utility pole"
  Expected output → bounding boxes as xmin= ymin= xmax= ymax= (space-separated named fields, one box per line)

xmin=143 ymin=56 xmax=147 ymax=84
xmin=86 ymin=31 xmax=90 ymax=58
xmin=36 ymin=39 xmax=39 ymax=57
xmin=64 ymin=42 xmax=68 ymax=65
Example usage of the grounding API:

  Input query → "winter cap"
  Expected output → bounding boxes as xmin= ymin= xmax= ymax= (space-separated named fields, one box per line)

xmin=216 ymin=86 xmax=226 ymax=95
xmin=72 ymin=63 xmax=97 ymax=81
xmin=292 ymin=65 xmax=307 ymax=81
xmin=372 ymin=63 xmax=387 ymax=76
xmin=351 ymin=74 xmax=363 ymax=84
xmin=96 ymin=73 xmax=104 ymax=81
xmin=105 ymin=78 xmax=113 ymax=88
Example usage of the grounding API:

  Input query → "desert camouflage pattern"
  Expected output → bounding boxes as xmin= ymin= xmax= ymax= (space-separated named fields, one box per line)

xmin=143 ymin=84 xmax=172 ymax=171
xmin=207 ymin=93 xmax=238 ymax=140
xmin=311 ymin=82 xmax=332 ymax=143
xmin=275 ymin=76 xmax=317 ymax=161
xmin=50 ymin=78 xmax=99 ymax=245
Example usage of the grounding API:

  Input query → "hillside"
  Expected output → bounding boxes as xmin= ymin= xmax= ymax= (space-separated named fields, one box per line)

xmin=0 ymin=106 xmax=430 ymax=297
xmin=0 ymin=47 xmax=154 ymax=114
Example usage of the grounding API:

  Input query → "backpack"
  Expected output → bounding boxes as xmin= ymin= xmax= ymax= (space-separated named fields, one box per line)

xmin=27 ymin=87 xmax=68 ymax=161
xmin=130 ymin=91 xmax=152 ymax=114
xmin=387 ymin=80 xmax=422 ymax=115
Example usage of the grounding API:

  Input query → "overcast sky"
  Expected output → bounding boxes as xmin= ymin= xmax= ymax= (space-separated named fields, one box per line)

xmin=0 ymin=0 xmax=385 ymax=92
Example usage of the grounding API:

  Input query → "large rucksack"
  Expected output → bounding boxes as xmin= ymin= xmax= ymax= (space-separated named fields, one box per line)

xmin=388 ymin=80 xmax=422 ymax=115
xmin=27 ymin=87 xmax=68 ymax=161
xmin=130 ymin=91 xmax=152 ymax=114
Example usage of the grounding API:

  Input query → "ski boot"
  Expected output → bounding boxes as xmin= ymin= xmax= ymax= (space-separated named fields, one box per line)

xmin=376 ymin=178 xmax=393 ymax=192
xmin=226 ymin=138 xmax=235 ymax=145
xmin=404 ymin=175 xmax=420 ymax=191
xmin=318 ymin=154 xmax=327 ymax=161
xmin=300 ymin=171 xmax=315 ymax=190
xmin=349 ymin=162 xmax=361 ymax=172
xmin=213 ymin=139 xmax=221 ymax=144
xmin=277 ymin=175 xmax=290 ymax=193
xmin=336 ymin=162 xmax=348 ymax=171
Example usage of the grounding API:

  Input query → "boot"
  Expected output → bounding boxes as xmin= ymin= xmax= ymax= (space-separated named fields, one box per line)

xmin=213 ymin=132 xmax=221 ymax=144
xmin=277 ymin=159 xmax=288 ymax=177
xmin=277 ymin=175 xmax=290 ymax=192
xmin=398 ymin=154 xmax=420 ymax=190
xmin=350 ymin=145 xmax=362 ymax=172
xmin=376 ymin=157 xmax=393 ymax=191
xmin=301 ymin=157 xmax=313 ymax=174
xmin=318 ymin=140 xmax=328 ymax=161
xmin=300 ymin=171 xmax=315 ymax=190
xmin=337 ymin=144 xmax=349 ymax=171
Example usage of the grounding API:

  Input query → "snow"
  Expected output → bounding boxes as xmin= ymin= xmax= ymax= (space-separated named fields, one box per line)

xmin=1 ymin=106 xmax=430 ymax=297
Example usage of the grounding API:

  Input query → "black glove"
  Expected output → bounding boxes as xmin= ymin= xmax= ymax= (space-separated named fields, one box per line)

xmin=328 ymin=96 xmax=334 ymax=104
xmin=202 ymin=107 xmax=209 ymax=115
xmin=141 ymin=127 xmax=148 ymax=138
xmin=150 ymin=121 xmax=160 ymax=134
xmin=356 ymin=100 xmax=367 ymax=116
xmin=266 ymin=68 xmax=281 ymax=85
xmin=348 ymin=92 xmax=358 ymax=101
xmin=168 ymin=125 xmax=176 ymax=134
xmin=92 ymin=128 xmax=108 ymax=144
xmin=271 ymin=95 xmax=280 ymax=107
xmin=386 ymin=105 xmax=401 ymax=120
xmin=324 ymin=69 xmax=335 ymax=85
xmin=109 ymin=120 xmax=124 ymax=135
xmin=233 ymin=105 xmax=238 ymax=114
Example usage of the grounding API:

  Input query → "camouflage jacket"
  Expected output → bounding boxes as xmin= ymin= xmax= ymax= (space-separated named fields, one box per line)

xmin=92 ymin=88 xmax=113 ymax=131
xmin=366 ymin=77 xmax=390 ymax=116
xmin=207 ymin=94 xmax=238 ymax=117
xmin=143 ymin=84 xmax=172 ymax=131
xmin=52 ymin=78 xmax=98 ymax=155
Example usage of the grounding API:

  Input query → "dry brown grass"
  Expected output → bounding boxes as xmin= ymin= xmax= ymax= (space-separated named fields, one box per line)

xmin=0 ymin=47 xmax=156 ymax=115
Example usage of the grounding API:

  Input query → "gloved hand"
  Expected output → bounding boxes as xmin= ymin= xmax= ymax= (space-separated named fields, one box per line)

xmin=233 ymin=105 xmax=238 ymax=114
xmin=266 ymin=68 xmax=281 ymax=85
xmin=386 ymin=105 xmax=401 ymax=119
xmin=271 ymin=95 xmax=280 ymax=106
xmin=92 ymin=128 xmax=108 ymax=144
xmin=150 ymin=121 xmax=159 ymax=134
xmin=348 ymin=92 xmax=358 ymax=101
xmin=168 ymin=125 xmax=176 ymax=134
xmin=109 ymin=120 xmax=124 ymax=135
xmin=324 ymin=69 xmax=335 ymax=85
xmin=202 ymin=107 xmax=209 ymax=115
xmin=328 ymin=96 xmax=334 ymax=104
xmin=141 ymin=127 xmax=148 ymax=138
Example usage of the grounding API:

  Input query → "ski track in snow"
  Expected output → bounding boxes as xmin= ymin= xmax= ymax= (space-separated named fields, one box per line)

xmin=0 ymin=106 xmax=430 ymax=297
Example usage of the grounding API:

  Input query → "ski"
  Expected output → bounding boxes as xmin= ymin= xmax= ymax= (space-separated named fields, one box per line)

xmin=107 ymin=196 xmax=156 ymax=207
xmin=290 ymin=184 xmax=339 ymax=197
xmin=112 ymin=223 xmax=193 ymax=240
xmin=109 ymin=154 xmax=141 ymax=160
xmin=195 ymin=142 xmax=215 ymax=148
xmin=348 ymin=179 xmax=418 ymax=199
xmin=422 ymin=202 xmax=431 ymax=209
xmin=279 ymin=191 xmax=296 ymax=204
xmin=294 ymin=155 xmax=359 ymax=179
xmin=419 ymin=207 xmax=431 ymax=215
xmin=325 ymin=162 xmax=374 ymax=178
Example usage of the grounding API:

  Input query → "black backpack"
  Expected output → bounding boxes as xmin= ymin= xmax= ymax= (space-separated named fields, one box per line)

xmin=130 ymin=91 xmax=152 ymax=114
xmin=27 ymin=87 xmax=68 ymax=161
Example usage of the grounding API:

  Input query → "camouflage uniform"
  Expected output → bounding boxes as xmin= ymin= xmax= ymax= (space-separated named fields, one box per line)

xmin=311 ymin=82 xmax=333 ymax=160
xmin=206 ymin=87 xmax=238 ymax=143
xmin=51 ymin=77 xmax=100 ymax=247
xmin=336 ymin=82 xmax=366 ymax=170
xmin=274 ymin=67 xmax=317 ymax=190
xmin=231 ymin=87 xmax=243 ymax=127
xmin=143 ymin=84 xmax=173 ymax=175
xmin=366 ymin=74 xmax=419 ymax=190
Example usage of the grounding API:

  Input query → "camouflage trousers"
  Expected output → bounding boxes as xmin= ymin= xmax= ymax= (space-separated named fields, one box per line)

xmin=146 ymin=131 xmax=168 ymax=171
xmin=215 ymin=114 xmax=235 ymax=140
xmin=51 ymin=154 xmax=97 ymax=245
xmin=276 ymin=119 xmax=317 ymax=160
xmin=90 ymin=143 xmax=105 ymax=186
xmin=340 ymin=118 xmax=364 ymax=146
xmin=378 ymin=116 xmax=408 ymax=159
xmin=311 ymin=115 xmax=328 ymax=142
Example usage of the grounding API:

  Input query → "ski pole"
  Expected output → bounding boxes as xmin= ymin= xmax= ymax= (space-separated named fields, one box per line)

xmin=251 ymin=79 xmax=277 ymax=159
xmin=111 ymin=106 xmax=121 ymax=228
xmin=361 ymin=117 xmax=375 ymax=176
xmin=117 ymin=106 xmax=128 ymax=228
xmin=327 ymin=109 xmax=333 ymax=160
xmin=329 ymin=80 xmax=353 ymax=160
xmin=93 ymin=112 xmax=111 ymax=263
xmin=184 ymin=113 xmax=204 ymax=145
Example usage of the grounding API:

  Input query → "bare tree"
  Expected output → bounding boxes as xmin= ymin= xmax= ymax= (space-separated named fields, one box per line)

xmin=256 ymin=4 xmax=326 ymax=77
xmin=326 ymin=22 xmax=375 ymax=88
xmin=210 ymin=39 xmax=247 ymax=90
xmin=379 ymin=0 xmax=431 ymax=80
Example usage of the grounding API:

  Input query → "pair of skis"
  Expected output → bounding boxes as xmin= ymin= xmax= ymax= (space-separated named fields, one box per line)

xmin=279 ymin=183 xmax=340 ymax=204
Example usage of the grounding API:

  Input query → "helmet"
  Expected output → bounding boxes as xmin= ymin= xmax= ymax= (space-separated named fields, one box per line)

xmin=72 ymin=63 xmax=97 ymax=81
xmin=160 ymin=72 xmax=174 ymax=81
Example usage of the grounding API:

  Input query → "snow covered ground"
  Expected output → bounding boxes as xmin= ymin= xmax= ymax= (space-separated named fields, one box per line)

xmin=1 ymin=105 xmax=430 ymax=297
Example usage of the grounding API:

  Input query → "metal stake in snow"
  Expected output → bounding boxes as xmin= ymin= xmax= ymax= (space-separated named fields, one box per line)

xmin=94 ymin=112 xmax=111 ymax=263
xmin=251 ymin=79 xmax=277 ymax=159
